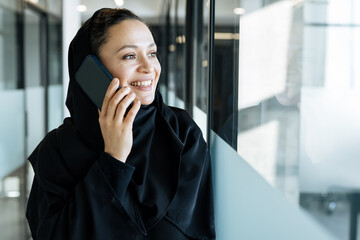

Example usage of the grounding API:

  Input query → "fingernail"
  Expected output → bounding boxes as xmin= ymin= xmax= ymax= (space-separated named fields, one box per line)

xmin=112 ymin=78 xmax=118 ymax=85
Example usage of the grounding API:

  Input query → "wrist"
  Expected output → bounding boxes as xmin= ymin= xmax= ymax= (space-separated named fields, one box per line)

xmin=104 ymin=150 xmax=126 ymax=163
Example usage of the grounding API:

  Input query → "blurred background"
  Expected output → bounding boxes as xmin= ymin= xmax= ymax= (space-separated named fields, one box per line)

xmin=0 ymin=0 xmax=359 ymax=239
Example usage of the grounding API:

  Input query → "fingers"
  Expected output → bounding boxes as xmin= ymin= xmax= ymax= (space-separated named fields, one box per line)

xmin=122 ymin=100 xmax=141 ymax=126
xmin=100 ymin=78 xmax=120 ymax=116
xmin=114 ymin=93 xmax=136 ymax=121
xmin=106 ymin=86 xmax=131 ymax=119
xmin=99 ymin=77 xmax=140 ymax=127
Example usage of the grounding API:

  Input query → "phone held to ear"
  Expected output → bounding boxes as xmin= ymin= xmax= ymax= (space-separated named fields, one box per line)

xmin=75 ymin=55 xmax=120 ymax=110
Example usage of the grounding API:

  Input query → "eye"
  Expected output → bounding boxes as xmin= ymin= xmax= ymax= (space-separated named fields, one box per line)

xmin=149 ymin=51 xmax=157 ymax=58
xmin=123 ymin=54 xmax=135 ymax=60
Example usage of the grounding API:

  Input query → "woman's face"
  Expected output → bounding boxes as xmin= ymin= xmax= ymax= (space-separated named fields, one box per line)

xmin=98 ymin=20 xmax=161 ymax=105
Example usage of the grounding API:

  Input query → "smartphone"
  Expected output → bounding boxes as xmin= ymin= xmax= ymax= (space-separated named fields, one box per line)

xmin=75 ymin=55 xmax=119 ymax=109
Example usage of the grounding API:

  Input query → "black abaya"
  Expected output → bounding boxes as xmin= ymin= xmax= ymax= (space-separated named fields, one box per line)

xmin=26 ymin=9 xmax=215 ymax=240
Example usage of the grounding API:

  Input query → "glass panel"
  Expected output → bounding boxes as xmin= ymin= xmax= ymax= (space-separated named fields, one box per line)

xmin=210 ymin=130 xmax=336 ymax=240
xmin=164 ymin=1 xmax=177 ymax=106
xmin=0 ymin=8 xmax=19 ymax=90
xmin=26 ymin=0 xmax=46 ymax=9
xmin=192 ymin=0 xmax=209 ymax=138
xmin=175 ymin=0 xmax=186 ymax=108
xmin=211 ymin=0 xmax=360 ymax=239
xmin=166 ymin=0 xmax=186 ymax=109
xmin=160 ymin=0 xmax=208 ymax=137
xmin=47 ymin=16 xmax=63 ymax=131
xmin=237 ymin=0 xmax=301 ymax=198
xmin=0 ymin=2 xmax=26 ymax=240
xmin=195 ymin=0 xmax=209 ymax=112
xmin=0 ymin=0 xmax=22 ymax=185
xmin=212 ymin=0 xmax=240 ymax=148
xmin=149 ymin=22 xmax=166 ymax=101
xmin=0 ymin=0 xmax=21 ymax=12
xmin=48 ymin=0 xmax=62 ymax=16
xmin=24 ymin=10 xmax=45 ymax=218
xmin=25 ymin=9 xmax=45 ymax=154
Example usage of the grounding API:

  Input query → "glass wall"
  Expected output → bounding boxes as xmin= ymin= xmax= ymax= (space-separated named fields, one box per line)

xmin=210 ymin=0 xmax=360 ymax=239
xmin=0 ymin=1 xmax=26 ymax=240
xmin=162 ymin=0 xmax=360 ymax=239
xmin=161 ymin=0 xmax=210 ymax=137
xmin=47 ymin=15 xmax=62 ymax=131
xmin=163 ymin=0 xmax=187 ymax=109
xmin=0 ymin=1 xmax=63 ymax=240
xmin=192 ymin=0 xmax=209 ymax=138
xmin=212 ymin=0 xmax=240 ymax=148
xmin=48 ymin=0 xmax=62 ymax=16
xmin=24 ymin=8 xmax=45 ymax=172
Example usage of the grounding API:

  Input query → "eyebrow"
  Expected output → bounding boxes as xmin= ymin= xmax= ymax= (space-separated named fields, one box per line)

xmin=116 ymin=43 xmax=156 ymax=53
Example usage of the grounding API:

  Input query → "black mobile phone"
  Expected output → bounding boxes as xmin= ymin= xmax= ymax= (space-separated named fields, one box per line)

xmin=75 ymin=55 xmax=119 ymax=109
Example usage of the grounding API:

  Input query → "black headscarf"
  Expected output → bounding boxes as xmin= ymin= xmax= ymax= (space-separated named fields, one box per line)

xmin=27 ymin=8 xmax=215 ymax=240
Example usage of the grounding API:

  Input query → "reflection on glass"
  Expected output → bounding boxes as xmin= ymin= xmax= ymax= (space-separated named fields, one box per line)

xmin=174 ymin=0 xmax=186 ymax=108
xmin=213 ymin=0 xmax=240 ymax=148
xmin=237 ymin=0 xmax=301 ymax=199
xmin=164 ymin=0 xmax=184 ymax=107
xmin=161 ymin=0 xmax=209 ymax=137
xmin=214 ymin=0 xmax=360 ymax=239
xmin=192 ymin=0 xmax=209 ymax=138
xmin=195 ymin=0 xmax=209 ymax=112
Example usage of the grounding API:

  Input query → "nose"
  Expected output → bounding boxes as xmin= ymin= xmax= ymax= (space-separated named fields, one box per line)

xmin=137 ymin=55 xmax=153 ymax=73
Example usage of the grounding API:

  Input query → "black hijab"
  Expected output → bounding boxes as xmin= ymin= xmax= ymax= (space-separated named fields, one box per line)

xmin=27 ymin=8 xmax=215 ymax=239
xmin=66 ymin=7 xmax=184 ymax=228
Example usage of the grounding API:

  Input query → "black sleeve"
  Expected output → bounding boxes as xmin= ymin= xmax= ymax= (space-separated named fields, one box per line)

xmin=165 ymin=110 xmax=216 ymax=240
xmin=165 ymin=145 xmax=215 ymax=240
xmin=26 ymin=135 xmax=141 ymax=240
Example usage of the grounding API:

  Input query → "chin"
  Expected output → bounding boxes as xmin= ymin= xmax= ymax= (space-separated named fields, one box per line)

xmin=139 ymin=95 xmax=155 ymax=106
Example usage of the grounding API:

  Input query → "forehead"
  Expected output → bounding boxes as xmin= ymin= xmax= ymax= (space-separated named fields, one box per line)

xmin=106 ymin=20 xmax=154 ymax=45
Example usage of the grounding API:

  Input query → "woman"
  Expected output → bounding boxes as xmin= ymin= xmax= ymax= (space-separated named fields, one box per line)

xmin=26 ymin=8 xmax=215 ymax=240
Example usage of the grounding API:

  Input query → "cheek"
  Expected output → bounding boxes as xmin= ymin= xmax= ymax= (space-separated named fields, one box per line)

xmin=109 ymin=65 xmax=131 ymax=85
xmin=154 ymin=61 xmax=162 ymax=77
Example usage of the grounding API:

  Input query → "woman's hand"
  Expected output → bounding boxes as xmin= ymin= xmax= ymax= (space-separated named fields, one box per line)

xmin=98 ymin=78 xmax=141 ymax=163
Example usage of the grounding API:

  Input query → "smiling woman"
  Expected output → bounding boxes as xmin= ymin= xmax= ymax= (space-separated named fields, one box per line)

xmin=25 ymin=8 xmax=215 ymax=240
xmin=98 ymin=19 xmax=161 ymax=105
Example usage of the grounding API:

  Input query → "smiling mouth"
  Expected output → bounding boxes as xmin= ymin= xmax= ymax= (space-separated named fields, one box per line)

xmin=130 ymin=80 xmax=152 ymax=87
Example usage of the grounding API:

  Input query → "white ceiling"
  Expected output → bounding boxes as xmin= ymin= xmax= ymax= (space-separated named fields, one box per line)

xmin=80 ymin=0 xmax=165 ymax=23
xmin=79 ymin=0 xmax=265 ymax=25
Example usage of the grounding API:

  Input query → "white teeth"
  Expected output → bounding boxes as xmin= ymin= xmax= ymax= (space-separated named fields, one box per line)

xmin=131 ymin=80 xmax=152 ymax=87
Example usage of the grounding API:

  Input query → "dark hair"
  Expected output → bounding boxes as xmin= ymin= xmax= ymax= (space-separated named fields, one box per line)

xmin=89 ymin=8 xmax=145 ymax=56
